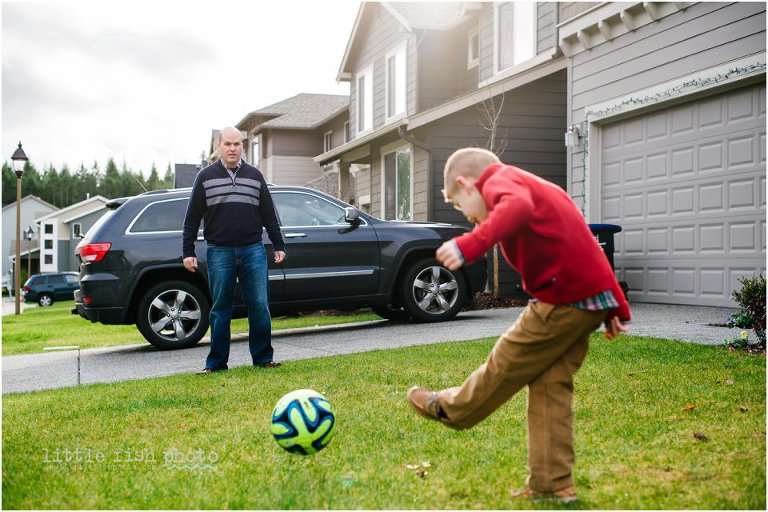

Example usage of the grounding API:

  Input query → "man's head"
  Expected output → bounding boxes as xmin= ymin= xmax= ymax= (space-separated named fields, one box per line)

xmin=218 ymin=127 xmax=243 ymax=168
xmin=442 ymin=148 xmax=500 ymax=224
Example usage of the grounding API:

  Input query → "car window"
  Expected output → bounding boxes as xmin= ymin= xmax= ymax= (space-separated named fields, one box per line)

xmin=129 ymin=199 xmax=188 ymax=233
xmin=28 ymin=276 xmax=46 ymax=286
xmin=65 ymin=274 xmax=79 ymax=284
xmin=272 ymin=192 xmax=347 ymax=227
xmin=48 ymin=275 xmax=65 ymax=284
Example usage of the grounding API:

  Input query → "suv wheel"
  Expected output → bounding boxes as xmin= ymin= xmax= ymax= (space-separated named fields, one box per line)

xmin=136 ymin=281 xmax=210 ymax=350
xmin=38 ymin=293 xmax=54 ymax=307
xmin=400 ymin=258 xmax=466 ymax=322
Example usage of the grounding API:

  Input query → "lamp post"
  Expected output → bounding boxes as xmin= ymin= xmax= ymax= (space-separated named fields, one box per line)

xmin=24 ymin=225 xmax=35 ymax=278
xmin=11 ymin=142 xmax=29 ymax=315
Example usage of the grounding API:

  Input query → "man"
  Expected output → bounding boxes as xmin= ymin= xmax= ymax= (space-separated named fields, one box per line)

xmin=182 ymin=127 xmax=286 ymax=373
xmin=407 ymin=148 xmax=630 ymax=504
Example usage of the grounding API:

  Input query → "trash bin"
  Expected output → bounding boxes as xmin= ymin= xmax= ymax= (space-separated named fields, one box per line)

xmin=589 ymin=224 xmax=622 ymax=269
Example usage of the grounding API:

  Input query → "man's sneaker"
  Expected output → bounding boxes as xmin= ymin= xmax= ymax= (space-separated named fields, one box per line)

xmin=511 ymin=485 xmax=577 ymax=504
xmin=196 ymin=368 xmax=226 ymax=375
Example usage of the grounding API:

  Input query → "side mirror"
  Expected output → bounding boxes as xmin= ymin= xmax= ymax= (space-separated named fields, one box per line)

xmin=344 ymin=207 xmax=361 ymax=226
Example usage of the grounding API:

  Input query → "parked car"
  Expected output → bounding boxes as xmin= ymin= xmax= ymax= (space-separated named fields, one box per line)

xmin=23 ymin=272 xmax=80 ymax=306
xmin=73 ymin=186 xmax=487 ymax=350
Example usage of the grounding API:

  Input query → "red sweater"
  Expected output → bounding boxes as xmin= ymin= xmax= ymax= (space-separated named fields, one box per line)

xmin=454 ymin=163 xmax=631 ymax=322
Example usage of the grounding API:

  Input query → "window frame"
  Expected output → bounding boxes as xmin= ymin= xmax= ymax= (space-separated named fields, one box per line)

xmin=467 ymin=27 xmax=480 ymax=70
xmin=380 ymin=141 xmax=413 ymax=221
xmin=356 ymin=63 xmax=374 ymax=136
xmin=384 ymin=42 xmax=407 ymax=121
xmin=72 ymin=223 xmax=82 ymax=239
xmin=323 ymin=130 xmax=333 ymax=153
xmin=493 ymin=1 xmax=536 ymax=75
xmin=125 ymin=197 xmax=193 ymax=235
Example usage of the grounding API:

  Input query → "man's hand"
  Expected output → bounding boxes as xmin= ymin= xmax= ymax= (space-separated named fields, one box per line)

xmin=436 ymin=240 xmax=464 ymax=271
xmin=274 ymin=251 xmax=286 ymax=264
xmin=183 ymin=256 xmax=198 ymax=273
xmin=604 ymin=316 xmax=629 ymax=340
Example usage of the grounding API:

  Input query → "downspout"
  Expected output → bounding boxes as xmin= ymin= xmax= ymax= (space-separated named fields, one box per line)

xmin=397 ymin=125 xmax=433 ymax=220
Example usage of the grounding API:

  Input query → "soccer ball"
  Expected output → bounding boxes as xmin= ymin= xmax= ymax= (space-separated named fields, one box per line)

xmin=271 ymin=389 xmax=335 ymax=455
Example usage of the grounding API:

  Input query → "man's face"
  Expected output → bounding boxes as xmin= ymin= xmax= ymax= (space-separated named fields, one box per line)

xmin=218 ymin=131 xmax=243 ymax=167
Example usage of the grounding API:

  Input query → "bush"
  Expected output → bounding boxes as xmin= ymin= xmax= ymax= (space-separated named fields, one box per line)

xmin=731 ymin=274 xmax=766 ymax=347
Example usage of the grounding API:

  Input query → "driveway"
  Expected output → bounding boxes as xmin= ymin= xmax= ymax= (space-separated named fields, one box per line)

xmin=2 ymin=303 xmax=741 ymax=394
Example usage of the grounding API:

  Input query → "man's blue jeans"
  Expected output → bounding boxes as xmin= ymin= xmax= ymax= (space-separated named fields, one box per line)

xmin=205 ymin=242 xmax=273 ymax=369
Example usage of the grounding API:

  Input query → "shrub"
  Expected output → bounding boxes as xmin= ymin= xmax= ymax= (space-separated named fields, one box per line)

xmin=731 ymin=274 xmax=766 ymax=347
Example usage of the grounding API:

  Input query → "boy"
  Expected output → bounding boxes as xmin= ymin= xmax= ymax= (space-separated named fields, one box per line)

xmin=407 ymin=148 xmax=630 ymax=503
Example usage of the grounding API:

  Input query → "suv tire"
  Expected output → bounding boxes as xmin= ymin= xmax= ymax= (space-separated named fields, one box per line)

xmin=38 ymin=293 xmax=54 ymax=307
xmin=400 ymin=258 xmax=466 ymax=322
xmin=136 ymin=280 xmax=210 ymax=350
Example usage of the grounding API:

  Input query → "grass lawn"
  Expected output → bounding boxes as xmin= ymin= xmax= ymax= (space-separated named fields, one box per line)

xmin=1 ymin=301 xmax=380 ymax=356
xmin=2 ymin=335 xmax=765 ymax=509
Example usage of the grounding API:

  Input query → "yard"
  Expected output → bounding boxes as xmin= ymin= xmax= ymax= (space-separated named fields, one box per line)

xmin=2 ymin=334 xmax=765 ymax=509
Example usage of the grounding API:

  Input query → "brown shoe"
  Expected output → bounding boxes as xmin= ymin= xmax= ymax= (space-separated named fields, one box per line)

xmin=255 ymin=361 xmax=281 ymax=368
xmin=511 ymin=485 xmax=577 ymax=504
xmin=407 ymin=386 xmax=459 ymax=429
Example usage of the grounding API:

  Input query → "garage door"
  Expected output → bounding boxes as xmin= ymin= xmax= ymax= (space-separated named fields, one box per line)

xmin=601 ymin=82 xmax=766 ymax=306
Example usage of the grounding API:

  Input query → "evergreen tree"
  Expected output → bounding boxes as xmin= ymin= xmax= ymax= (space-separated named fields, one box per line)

xmin=101 ymin=158 xmax=120 ymax=199
xmin=146 ymin=164 xmax=160 ymax=190
xmin=162 ymin=164 xmax=174 ymax=189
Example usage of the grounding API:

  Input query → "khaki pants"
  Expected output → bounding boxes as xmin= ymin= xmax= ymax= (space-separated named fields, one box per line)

xmin=438 ymin=300 xmax=607 ymax=492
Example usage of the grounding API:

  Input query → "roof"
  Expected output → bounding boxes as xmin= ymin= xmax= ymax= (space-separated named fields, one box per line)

xmin=337 ymin=2 xmax=480 ymax=80
xmin=35 ymin=196 xmax=109 ymax=223
xmin=236 ymin=93 xmax=348 ymax=131
xmin=2 ymin=195 xmax=58 ymax=212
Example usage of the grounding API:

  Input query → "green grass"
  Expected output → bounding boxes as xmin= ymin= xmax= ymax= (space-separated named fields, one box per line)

xmin=2 ymin=335 xmax=765 ymax=509
xmin=1 ymin=301 xmax=380 ymax=356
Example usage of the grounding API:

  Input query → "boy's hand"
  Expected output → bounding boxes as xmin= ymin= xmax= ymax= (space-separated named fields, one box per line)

xmin=604 ymin=316 xmax=629 ymax=340
xmin=436 ymin=240 xmax=465 ymax=270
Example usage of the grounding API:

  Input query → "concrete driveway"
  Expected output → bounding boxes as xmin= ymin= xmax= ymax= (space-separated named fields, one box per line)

xmin=2 ymin=303 xmax=741 ymax=394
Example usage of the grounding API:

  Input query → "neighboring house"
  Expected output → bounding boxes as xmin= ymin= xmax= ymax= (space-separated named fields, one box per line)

xmin=560 ymin=2 xmax=765 ymax=307
xmin=235 ymin=93 xmax=350 ymax=187
xmin=174 ymin=163 xmax=202 ymax=188
xmin=315 ymin=1 xmax=766 ymax=307
xmin=33 ymin=196 xmax=109 ymax=273
xmin=2 ymin=195 xmax=58 ymax=284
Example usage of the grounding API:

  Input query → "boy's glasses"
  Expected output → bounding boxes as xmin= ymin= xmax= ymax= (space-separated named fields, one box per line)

xmin=441 ymin=189 xmax=463 ymax=211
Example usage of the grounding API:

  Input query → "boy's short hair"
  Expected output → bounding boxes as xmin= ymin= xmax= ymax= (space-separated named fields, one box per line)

xmin=442 ymin=148 xmax=500 ymax=201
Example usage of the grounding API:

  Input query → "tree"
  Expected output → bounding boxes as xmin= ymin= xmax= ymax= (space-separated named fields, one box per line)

xmin=100 ymin=158 xmax=120 ymax=199
xmin=162 ymin=164 xmax=174 ymax=189
xmin=146 ymin=164 xmax=160 ymax=190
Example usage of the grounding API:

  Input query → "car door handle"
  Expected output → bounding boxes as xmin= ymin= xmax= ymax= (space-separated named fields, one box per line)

xmin=284 ymin=233 xmax=306 ymax=238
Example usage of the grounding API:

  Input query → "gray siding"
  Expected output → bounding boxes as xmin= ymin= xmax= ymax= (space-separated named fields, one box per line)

xmin=568 ymin=1 xmax=766 ymax=207
xmin=558 ymin=2 xmax=600 ymax=22
xmin=537 ymin=2 xmax=557 ymax=54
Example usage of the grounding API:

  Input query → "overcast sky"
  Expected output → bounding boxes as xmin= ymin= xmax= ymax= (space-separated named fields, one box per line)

xmin=2 ymin=1 xmax=360 ymax=176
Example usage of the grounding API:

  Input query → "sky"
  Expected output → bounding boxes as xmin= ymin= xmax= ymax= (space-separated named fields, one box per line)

xmin=1 ymin=1 xmax=360 ymax=176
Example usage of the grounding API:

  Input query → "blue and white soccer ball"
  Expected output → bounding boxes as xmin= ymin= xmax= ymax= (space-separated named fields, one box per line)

xmin=271 ymin=389 xmax=335 ymax=455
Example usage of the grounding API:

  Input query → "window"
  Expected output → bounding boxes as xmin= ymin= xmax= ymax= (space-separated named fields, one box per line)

xmin=344 ymin=122 xmax=350 ymax=143
xmin=323 ymin=131 xmax=333 ymax=153
xmin=129 ymin=199 xmax=189 ymax=233
xmin=44 ymin=224 xmax=53 ymax=234
xmin=72 ymin=223 xmax=82 ymax=238
xmin=385 ymin=44 xmax=406 ymax=119
xmin=251 ymin=136 xmax=260 ymax=167
xmin=44 ymin=255 xmax=53 ymax=265
xmin=272 ymin=192 xmax=348 ymax=227
xmin=383 ymin=147 xmax=411 ymax=221
xmin=65 ymin=274 xmax=79 ymax=284
xmin=495 ymin=2 xmax=535 ymax=73
xmin=356 ymin=65 xmax=373 ymax=134
xmin=48 ymin=274 xmax=65 ymax=285
xmin=44 ymin=240 xmax=53 ymax=249
xmin=468 ymin=28 xmax=479 ymax=69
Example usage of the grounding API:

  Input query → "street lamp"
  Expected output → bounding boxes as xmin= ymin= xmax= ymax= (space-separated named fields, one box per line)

xmin=24 ymin=225 xmax=35 ymax=278
xmin=11 ymin=142 xmax=29 ymax=315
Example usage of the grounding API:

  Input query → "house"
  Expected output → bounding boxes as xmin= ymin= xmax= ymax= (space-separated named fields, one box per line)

xmin=174 ymin=163 xmax=202 ymax=188
xmin=2 ymin=195 xmax=58 ymax=285
xmin=235 ymin=93 xmax=350 ymax=188
xmin=315 ymin=1 xmax=765 ymax=307
xmin=33 ymin=195 xmax=109 ymax=273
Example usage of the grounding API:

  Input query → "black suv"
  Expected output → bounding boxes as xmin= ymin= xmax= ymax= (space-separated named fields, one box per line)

xmin=23 ymin=272 xmax=80 ymax=306
xmin=73 ymin=186 xmax=487 ymax=350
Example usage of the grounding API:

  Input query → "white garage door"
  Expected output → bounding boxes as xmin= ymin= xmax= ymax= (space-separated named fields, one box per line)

xmin=601 ymin=82 xmax=766 ymax=306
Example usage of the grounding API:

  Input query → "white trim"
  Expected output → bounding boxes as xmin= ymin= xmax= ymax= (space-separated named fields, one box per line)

xmin=356 ymin=63 xmax=374 ymax=136
xmin=61 ymin=205 xmax=107 ymax=224
xmin=384 ymin=42 xmax=407 ymax=122
xmin=581 ymin=52 xmax=767 ymax=222
xmin=478 ymin=50 xmax=557 ymax=89
xmin=71 ymin=223 xmax=82 ymax=239
xmin=493 ymin=1 xmax=537 ymax=76
xmin=323 ymin=130 xmax=334 ymax=153
xmin=467 ymin=27 xmax=479 ymax=70
xmin=40 ymin=221 xmax=57 ymax=273
xmin=380 ymin=141 xmax=413 ymax=221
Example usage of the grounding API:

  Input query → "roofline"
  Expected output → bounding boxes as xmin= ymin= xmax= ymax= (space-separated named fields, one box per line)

xmin=61 ymin=204 xmax=108 ymax=224
xmin=35 ymin=196 xmax=109 ymax=222
xmin=337 ymin=3 xmax=369 ymax=82
xmin=1 ymin=194 xmax=58 ymax=212
xmin=314 ymin=119 xmax=405 ymax=165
